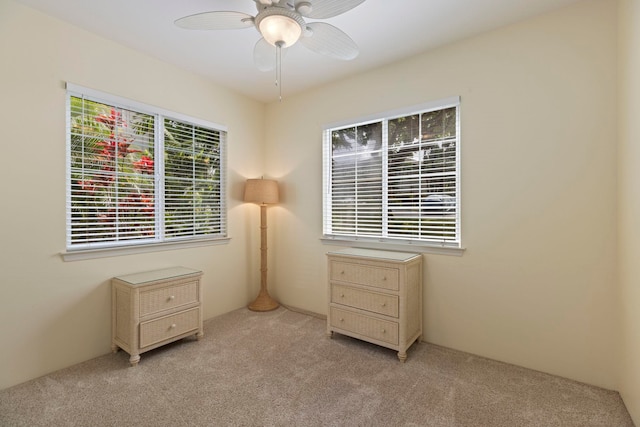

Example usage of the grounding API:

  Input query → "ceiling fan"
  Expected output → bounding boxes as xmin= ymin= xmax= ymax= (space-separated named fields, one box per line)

xmin=175 ymin=0 xmax=366 ymax=98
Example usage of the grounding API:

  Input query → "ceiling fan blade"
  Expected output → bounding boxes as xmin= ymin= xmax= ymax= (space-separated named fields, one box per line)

xmin=254 ymin=38 xmax=276 ymax=71
xmin=254 ymin=38 xmax=288 ymax=71
xmin=175 ymin=11 xmax=255 ymax=30
xmin=300 ymin=22 xmax=358 ymax=60
xmin=296 ymin=0 xmax=365 ymax=19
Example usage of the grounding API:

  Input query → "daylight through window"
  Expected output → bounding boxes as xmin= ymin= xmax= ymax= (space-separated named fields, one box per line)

xmin=323 ymin=97 xmax=460 ymax=248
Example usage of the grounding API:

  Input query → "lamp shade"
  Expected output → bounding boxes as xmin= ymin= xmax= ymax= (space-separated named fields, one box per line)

xmin=244 ymin=179 xmax=279 ymax=204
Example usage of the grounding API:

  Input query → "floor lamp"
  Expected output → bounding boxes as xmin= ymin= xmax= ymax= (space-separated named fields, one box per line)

xmin=244 ymin=178 xmax=280 ymax=311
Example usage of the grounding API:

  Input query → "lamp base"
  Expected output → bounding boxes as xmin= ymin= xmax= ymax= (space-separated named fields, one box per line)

xmin=248 ymin=288 xmax=279 ymax=312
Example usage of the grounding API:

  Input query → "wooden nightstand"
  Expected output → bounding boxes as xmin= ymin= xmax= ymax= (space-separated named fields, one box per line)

xmin=111 ymin=267 xmax=203 ymax=366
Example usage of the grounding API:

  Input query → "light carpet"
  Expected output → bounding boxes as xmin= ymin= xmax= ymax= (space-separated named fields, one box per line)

xmin=0 ymin=307 xmax=634 ymax=426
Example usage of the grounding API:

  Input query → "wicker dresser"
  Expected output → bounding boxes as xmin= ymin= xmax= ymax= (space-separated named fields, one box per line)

xmin=327 ymin=248 xmax=423 ymax=362
xmin=111 ymin=267 xmax=203 ymax=365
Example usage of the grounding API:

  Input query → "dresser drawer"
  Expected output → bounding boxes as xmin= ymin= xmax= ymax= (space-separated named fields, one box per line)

xmin=331 ymin=284 xmax=399 ymax=317
xmin=330 ymin=307 xmax=398 ymax=346
xmin=330 ymin=261 xmax=399 ymax=291
xmin=139 ymin=281 xmax=198 ymax=317
xmin=139 ymin=308 xmax=200 ymax=348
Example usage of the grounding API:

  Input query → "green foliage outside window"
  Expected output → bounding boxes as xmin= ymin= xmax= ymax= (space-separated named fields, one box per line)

xmin=68 ymin=96 xmax=223 ymax=247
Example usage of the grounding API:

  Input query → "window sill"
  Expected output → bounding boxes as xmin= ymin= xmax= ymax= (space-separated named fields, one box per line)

xmin=61 ymin=237 xmax=231 ymax=262
xmin=320 ymin=237 xmax=465 ymax=256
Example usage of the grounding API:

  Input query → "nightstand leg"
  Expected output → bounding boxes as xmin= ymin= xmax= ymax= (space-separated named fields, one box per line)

xmin=397 ymin=352 xmax=407 ymax=363
xmin=196 ymin=331 xmax=204 ymax=340
xmin=129 ymin=354 xmax=140 ymax=366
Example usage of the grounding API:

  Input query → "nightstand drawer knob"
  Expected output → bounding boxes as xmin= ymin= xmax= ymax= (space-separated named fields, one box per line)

xmin=383 ymin=277 xmax=387 ymax=281
xmin=340 ymin=318 xmax=344 ymax=322
xmin=168 ymin=295 xmax=175 ymax=301
xmin=340 ymin=270 xmax=345 ymax=275
xmin=382 ymin=329 xmax=386 ymax=334
xmin=340 ymin=294 xmax=345 ymax=298
xmin=170 ymin=323 xmax=177 ymax=329
xmin=382 ymin=303 xmax=386 ymax=307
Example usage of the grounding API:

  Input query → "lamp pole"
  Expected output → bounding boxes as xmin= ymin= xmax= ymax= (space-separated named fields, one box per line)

xmin=244 ymin=178 xmax=280 ymax=312
xmin=248 ymin=203 xmax=279 ymax=311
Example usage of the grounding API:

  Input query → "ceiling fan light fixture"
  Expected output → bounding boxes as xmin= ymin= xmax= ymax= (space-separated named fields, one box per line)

xmin=256 ymin=9 xmax=305 ymax=47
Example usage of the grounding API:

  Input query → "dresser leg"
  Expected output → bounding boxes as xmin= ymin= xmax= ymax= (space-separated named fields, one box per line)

xmin=129 ymin=355 xmax=140 ymax=366
xmin=111 ymin=344 xmax=119 ymax=353
xmin=326 ymin=330 xmax=334 ymax=339
xmin=397 ymin=352 xmax=407 ymax=363
xmin=196 ymin=331 xmax=204 ymax=341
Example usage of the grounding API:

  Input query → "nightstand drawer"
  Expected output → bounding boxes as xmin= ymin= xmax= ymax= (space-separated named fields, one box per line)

xmin=331 ymin=284 xmax=399 ymax=317
xmin=139 ymin=308 xmax=200 ymax=348
xmin=139 ymin=281 xmax=198 ymax=317
xmin=330 ymin=307 xmax=398 ymax=346
xmin=330 ymin=261 xmax=399 ymax=290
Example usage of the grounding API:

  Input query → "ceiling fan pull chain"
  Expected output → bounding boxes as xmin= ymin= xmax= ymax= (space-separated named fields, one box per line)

xmin=276 ymin=41 xmax=283 ymax=102
xmin=275 ymin=42 xmax=279 ymax=88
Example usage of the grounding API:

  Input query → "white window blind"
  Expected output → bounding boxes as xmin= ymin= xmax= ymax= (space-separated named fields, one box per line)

xmin=164 ymin=119 xmax=226 ymax=239
xmin=66 ymin=86 xmax=227 ymax=250
xmin=323 ymin=97 xmax=460 ymax=248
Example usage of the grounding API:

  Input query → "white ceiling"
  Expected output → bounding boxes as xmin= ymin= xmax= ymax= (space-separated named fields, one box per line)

xmin=16 ymin=0 xmax=583 ymax=103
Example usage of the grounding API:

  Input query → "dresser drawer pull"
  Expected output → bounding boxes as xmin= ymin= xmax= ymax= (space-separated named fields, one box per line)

xmin=383 ymin=277 xmax=387 ymax=281
xmin=340 ymin=294 xmax=345 ymax=298
xmin=340 ymin=318 xmax=344 ymax=322
xmin=382 ymin=329 xmax=386 ymax=334
xmin=381 ymin=302 xmax=386 ymax=307
xmin=168 ymin=295 xmax=175 ymax=301
xmin=170 ymin=323 xmax=177 ymax=329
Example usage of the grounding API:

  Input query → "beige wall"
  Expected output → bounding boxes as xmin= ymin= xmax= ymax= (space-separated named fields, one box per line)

xmin=0 ymin=1 xmax=265 ymax=389
xmin=265 ymin=0 xmax=620 ymax=390
xmin=618 ymin=0 xmax=640 ymax=422
xmin=3 ymin=2 xmax=638 ymax=421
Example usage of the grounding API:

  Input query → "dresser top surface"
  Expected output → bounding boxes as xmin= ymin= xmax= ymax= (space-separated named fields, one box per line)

xmin=327 ymin=248 xmax=421 ymax=262
xmin=113 ymin=267 xmax=202 ymax=286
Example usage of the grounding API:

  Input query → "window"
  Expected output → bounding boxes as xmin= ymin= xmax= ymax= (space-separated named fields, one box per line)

xmin=323 ymin=97 xmax=460 ymax=249
xmin=66 ymin=84 xmax=226 ymax=252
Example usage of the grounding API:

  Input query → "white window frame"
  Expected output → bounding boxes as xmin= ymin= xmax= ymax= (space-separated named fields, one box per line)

xmin=322 ymin=96 xmax=463 ymax=255
xmin=62 ymin=83 xmax=228 ymax=261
